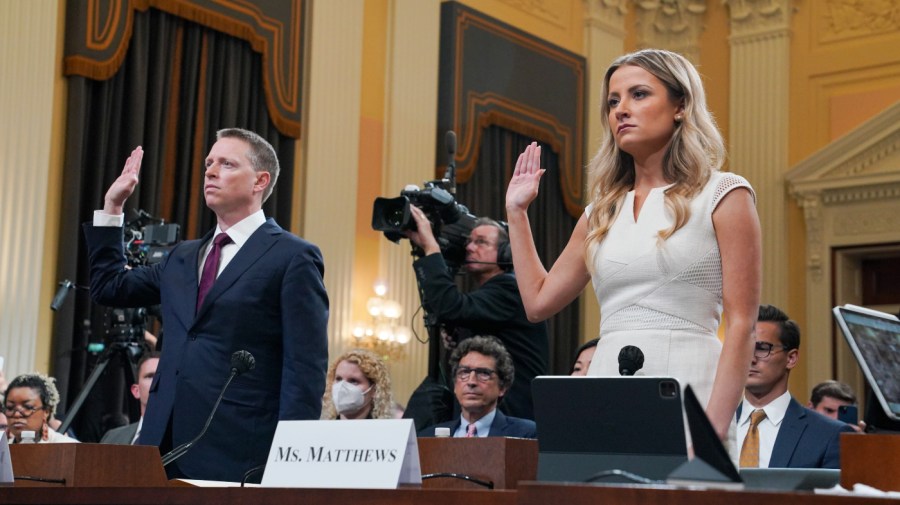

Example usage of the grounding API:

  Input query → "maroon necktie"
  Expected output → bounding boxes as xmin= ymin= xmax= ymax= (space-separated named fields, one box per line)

xmin=197 ymin=233 xmax=232 ymax=310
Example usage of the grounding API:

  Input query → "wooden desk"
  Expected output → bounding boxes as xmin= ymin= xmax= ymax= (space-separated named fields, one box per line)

xmin=516 ymin=481 xmax=897 ymax=505
xmin=841 ymin=433 xmax=900 ymax=492
xmin=9 ymin=444 xmax=167 ymax=487
xmin=417 ymin=437 xmax=537 ymax=489
xmin=0 ymin=487 xmax=516 ymax=505
xmin=2 ymin=482 xmax=895 ymax=505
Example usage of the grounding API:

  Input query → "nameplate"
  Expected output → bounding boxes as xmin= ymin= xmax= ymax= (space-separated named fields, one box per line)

xmin=261 ymin=419 xmax=421 ymax=488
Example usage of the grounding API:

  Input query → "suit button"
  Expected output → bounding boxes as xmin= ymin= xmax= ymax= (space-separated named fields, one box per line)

xmin=189 ymin=334 xmax=197 ymax=341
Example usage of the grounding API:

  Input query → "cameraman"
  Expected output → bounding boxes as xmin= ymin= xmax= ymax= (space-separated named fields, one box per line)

xmin=406 ymin=205 xmax=548 ymax=420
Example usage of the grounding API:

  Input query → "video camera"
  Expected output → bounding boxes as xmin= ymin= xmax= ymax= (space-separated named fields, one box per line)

xmin=124 ymin=210 xmax=181 ymax=267
xmin=371 ymin=131 xmax=476 ymax=270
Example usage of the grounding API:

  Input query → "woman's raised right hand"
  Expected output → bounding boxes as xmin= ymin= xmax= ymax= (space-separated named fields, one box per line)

xmin=506 ymin=142 xmax=545 ymax=213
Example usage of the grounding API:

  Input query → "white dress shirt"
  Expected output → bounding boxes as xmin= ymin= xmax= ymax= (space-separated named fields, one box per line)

xmin=736 ymin=391 xmax=792 ymax=468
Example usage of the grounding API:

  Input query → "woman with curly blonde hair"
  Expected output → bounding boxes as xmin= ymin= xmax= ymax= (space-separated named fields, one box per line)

xmin=321 ymin=349 xmax=394 ymax=420
xmin=505 ymin=48 xmax=760 ymax=443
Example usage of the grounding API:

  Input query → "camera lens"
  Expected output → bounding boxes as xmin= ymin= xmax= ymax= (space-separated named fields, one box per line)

xmin=387 ymin=209 xmax=405 ymax=228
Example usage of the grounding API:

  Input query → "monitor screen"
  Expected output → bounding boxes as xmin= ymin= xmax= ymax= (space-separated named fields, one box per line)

xmin=832 ymin=305 xmax=900 ymax=421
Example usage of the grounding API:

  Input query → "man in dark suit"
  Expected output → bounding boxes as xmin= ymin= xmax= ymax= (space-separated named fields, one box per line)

xmin=737 ymin=305 xmax=853 ymax=469
xmin=419 ymin=336 xmax=536 ymax=438
xmin=84 ymin=129 xmax=329 ymax=481
xmin=101 ymin=351 xmax=160 ymax=445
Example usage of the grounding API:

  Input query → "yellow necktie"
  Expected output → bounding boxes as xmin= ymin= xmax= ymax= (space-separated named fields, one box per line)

xmin=739 ymin=409 xmax=767 ymax=467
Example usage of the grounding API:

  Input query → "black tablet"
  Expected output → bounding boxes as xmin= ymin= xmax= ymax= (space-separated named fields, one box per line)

xmin=532 ymin=376 xmax=687 ymax=483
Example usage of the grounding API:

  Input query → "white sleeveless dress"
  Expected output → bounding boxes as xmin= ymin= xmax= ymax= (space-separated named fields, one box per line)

xmin=586 ymin=171 xmax=755 ymax=411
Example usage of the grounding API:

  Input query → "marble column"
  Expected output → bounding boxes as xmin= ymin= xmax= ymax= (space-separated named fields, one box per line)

xmin=725 ymin=0 xmax=793 ymax=308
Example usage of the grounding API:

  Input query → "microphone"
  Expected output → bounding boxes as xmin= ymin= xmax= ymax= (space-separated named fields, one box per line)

xmin=51 ymin=280 xmax=86 ymax=311
xmin=444 ymin=130 xmax=457 ymax=194
xmin=160 ymin=350 xmax=256 ymax=467
xmin=445 ymin=130 xmax=457 ymax=157
xmin=618 ymin=345 xmax=644 ymax=376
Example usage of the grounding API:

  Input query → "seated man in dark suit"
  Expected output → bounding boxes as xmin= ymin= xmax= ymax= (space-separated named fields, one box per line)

xmin=101 ymin=351 xmax=159 ymax=444
xmin=737 ymin=304 xmax=854 ymax=469
xmin=419 ymin=336 xmax=536 ymax=438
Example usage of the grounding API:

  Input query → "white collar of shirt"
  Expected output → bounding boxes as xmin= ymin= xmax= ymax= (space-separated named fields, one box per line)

xmin=738 ymin=390 xmax=791 ymax=428
xmin=737 ymin=390 xmax=792 ymax=468
xmin=211 ymin=210 xmax=266 ymax=249
xmin=454 ymin=409 xmax=496 ymax=438
xmin=131 ymin=416 xmax=144 ymax=445
xmin=199 ymin=210 xmax=266 ymax=277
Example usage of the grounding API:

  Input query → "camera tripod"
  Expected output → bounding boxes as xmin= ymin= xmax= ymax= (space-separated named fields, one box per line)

xmin=58 ymin=312 xmax=146 ymax=436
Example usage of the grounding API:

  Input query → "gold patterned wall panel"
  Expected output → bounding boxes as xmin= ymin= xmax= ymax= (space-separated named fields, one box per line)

xmin=458 ymin=0 xmax=584 ymax=54
xmin=790 ymin=0 xmax=900 ymax=163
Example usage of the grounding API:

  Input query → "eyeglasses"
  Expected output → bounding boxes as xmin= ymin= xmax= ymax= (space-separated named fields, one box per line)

xmin=455 ymin=367 xmax=497 ymax=382
xmin=3 ymin=404 xmax=45 ymax=417
xmin=465 ymin=238 xmax=496 ymax=249
xmin=753 ymin=341 xmax=791 ymax=359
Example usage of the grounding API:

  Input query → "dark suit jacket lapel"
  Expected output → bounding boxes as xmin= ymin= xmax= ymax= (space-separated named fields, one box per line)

xmin=489 ymin=410 xmax=508 ymax=436
xmin=770 ymin=398 xmax=806 ymax=467
xmin=192 ymin=219 xmax=282 ymax=324
xmin=167 ymin=232 xmax=209 ymax=331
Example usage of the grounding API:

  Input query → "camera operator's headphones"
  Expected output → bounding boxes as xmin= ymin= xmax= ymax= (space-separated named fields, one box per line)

xmin=496 ymin=238 xmax=513 ymax=271
xmin=478 ymin=218 xmax=513 ymax=271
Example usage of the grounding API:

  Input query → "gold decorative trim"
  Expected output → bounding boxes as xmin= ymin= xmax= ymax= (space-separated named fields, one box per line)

xmin=635 ymin=0 xmax=707 ymax=63
xmin=819 ymin=0 xmax=900 ymax=43
xmin=725 ymin=0 xmax=792 ymax=40
xmin=64 ymin=0 xmax=304 ymax=138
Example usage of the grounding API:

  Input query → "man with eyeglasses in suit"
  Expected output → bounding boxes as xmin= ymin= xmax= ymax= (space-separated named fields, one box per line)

xmin=419 ymin=336 xmax=536 ymax=438
xmin=736 ymin=304 xmax=853 ymax=469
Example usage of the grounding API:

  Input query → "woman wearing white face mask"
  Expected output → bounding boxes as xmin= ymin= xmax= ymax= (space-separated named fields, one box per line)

xmin=321 ymin=349 xmax=395 ymax=420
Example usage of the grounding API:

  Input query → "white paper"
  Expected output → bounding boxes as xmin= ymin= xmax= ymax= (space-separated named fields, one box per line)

xmin=262 ymin=419 xmax=421 ymax=489
xmin=0 ymin=434 xmax=13 ymax=484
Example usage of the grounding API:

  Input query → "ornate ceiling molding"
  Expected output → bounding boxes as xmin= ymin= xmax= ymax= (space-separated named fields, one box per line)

xmin=635 ymin=0 xmax=707 ymax=63
xmin=820 ymin=0 xmax=900 ymax=43
xmin=725 ymin=0 xmax=792 ymax=41
xmin=584 ymin=0 xmax=628 ymax=35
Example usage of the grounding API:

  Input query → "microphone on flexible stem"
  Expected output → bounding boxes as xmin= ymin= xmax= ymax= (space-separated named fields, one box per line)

xmin=618 ymin=345 xmax=644 ymax=376
xmin=160 ymin=350 xmax=256 ymax=467
xmin=444 ymin=130 xmax=457 ymax=194
xmin=51 ymin=280 xmax=76 ymax=311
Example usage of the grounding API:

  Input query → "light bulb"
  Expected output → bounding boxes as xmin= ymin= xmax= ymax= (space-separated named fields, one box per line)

xmin=366 ymin=297 xmax=383 ymax=317
xmin=383 ymin=300 xmax=402 ymax=319
xmin=395 ymin=327 xmax=412 ymax=344
xmin=375 ymin=323 xmax=392 ymax=341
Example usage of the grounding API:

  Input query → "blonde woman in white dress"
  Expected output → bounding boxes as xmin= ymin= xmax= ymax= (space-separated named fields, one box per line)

xmin=505 ymin=49 xmax=760 ymax=444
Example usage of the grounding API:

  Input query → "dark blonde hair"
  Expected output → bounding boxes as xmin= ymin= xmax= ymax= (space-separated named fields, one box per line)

xmin=585 ymin=49 xmax=725 ymax=261
xmin=321 ymin=349 xmax=394 ymax=420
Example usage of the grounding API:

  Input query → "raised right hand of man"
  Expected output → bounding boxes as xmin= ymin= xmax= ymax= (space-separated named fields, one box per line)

xmin=103 ymin=146 xmax=144 ymax=215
